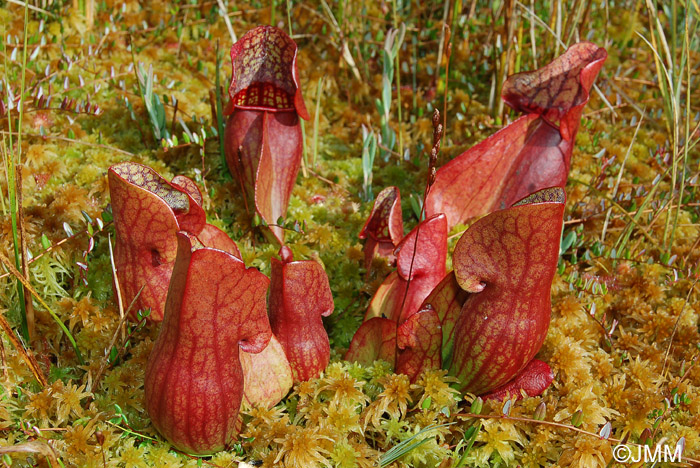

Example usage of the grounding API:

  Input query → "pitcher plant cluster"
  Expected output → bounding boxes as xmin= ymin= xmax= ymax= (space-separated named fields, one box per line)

xmin=108 ymin=26 xmax=606 ymax=454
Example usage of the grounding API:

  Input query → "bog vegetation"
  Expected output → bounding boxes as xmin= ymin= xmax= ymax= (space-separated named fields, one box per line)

xmin=0 ymin=0 xmax=699 ymax=467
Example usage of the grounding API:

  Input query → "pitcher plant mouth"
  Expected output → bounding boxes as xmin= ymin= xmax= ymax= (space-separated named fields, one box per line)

xmin=225 ymin=25 xmax=309 ymax=118
xmin=108 ymin=162 xmax=242 ymax=322
xmin=425 ymin=42 xmax=606 ymax=232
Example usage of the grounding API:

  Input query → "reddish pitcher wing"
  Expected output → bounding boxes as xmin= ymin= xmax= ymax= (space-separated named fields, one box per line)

xmin=363 ymin=271 xmax=403 ymax=322
xmin=224 ymin=109 xmax=262 ymax=213
xmin=364 ymin=215 xmax=447 ymax=324
xmin=448 ymin=187 xmax=565 ymax=394
xmin=393 ymin=214 xmax=447 ymax=323
xmin=198 ymin=224 xmax=242 ymax=259
xmin=396 ymin=307 xmax=442 ymax=383
xmin=269 ymin=253 xmax=334 ymax=382
xmin=481 ymin=359 xmax=554 ymax=401
xmin=344 ymin=317 xmax=397 ymax=367
xmin=240 ymin=335 xmax=293 ymax=408
xmin=254 ymin=111 xmax=303 ymax=244
xmin=425 ymin=115 xmax=535 ymax=229
xmin=419 ymin=272 xmax=469 ymax=367
xmin=144 ymin=234 xmax=271 ymax=455
xmin=425 ymin=43 xmax=604 ymax=231
xmin=395 ymin=214 xmax=447 ymax=281
xmin=502 ymin=42 xmax=607 ymax=140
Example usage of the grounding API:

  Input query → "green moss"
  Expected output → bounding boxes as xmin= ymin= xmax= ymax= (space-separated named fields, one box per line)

xmin=1 ymin=1 xmax=698 ymax=467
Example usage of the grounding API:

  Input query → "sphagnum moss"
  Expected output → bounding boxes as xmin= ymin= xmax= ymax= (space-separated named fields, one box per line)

xmin=1 ymin=0 xmax=699 ymax=467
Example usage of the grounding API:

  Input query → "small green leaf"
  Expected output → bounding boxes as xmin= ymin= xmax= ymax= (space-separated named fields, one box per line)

xmin=109 ymin=346 xmax=118 ymax=364
xmin=533 ymin=401 xmax=546 ymax=420
xmin=63 ymin=222 xmax=74 ymax=237
xmin=571 ymin=410 xmax=583 ymax=427
xmin=470 ymin=397 xmax=483 ymax=415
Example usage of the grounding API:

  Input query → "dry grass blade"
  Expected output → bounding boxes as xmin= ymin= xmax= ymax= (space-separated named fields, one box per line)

xmin=88 ymin=234 xmax=144 ymax=392
xmin=107 ymin=233 xmax=125 ymax=340
xmin=0 ymin=440 xmax=59 ymax=467
xmin=319 ymin=0 xmax=361 ymax=81
xmin=88 ymin=285 xmax=143 ymax=393
xmin=5 ymin=0 xmax=57 ymax=17
xmin=216 ymin=0 xmax=238 ymax=43
xmin=15 ymin=163 xmax=35 ymax=339
xmin=0 ymin=312 xmax=47 ymax=387
xmin=662 ymin=276 xmax=699 ymax=374
xmin=601 ymin=112 xmax=644 ymax=242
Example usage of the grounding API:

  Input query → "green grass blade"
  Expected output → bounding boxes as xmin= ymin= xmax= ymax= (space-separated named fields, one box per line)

xmin=215 ymin=42 xmax=227 ymax=168
xmin=379 ymin=423 xmax=454 ymax=467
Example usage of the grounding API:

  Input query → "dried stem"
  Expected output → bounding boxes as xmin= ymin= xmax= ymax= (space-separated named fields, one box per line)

xmin=0 ymin=311 xmax=47 ymax=387
xmin=398 ymin=109 xmax=443 ymax=320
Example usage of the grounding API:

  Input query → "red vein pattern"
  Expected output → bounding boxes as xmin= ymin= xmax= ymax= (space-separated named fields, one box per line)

xmin=109 ymin=162 xmax=241 ymax=321
xmin=359 ymin=186 xmax=404 ymax=272
xmin=480 ymin=359 xmax=554 ymax=401
xmin=144 ymin=234 xmax=271 ymax=455
xmin=419 ymin=272 xmax=469 ymax=367
xmin=363 ymin=214 xmax=447 ymax=324
xmin=225 ymin=27 xmax=309 ymax=244
xmin=396 ymin=306 xmax=442 ymax=383
xmin=344 ymin=317 xmax=397 ymax=367
xmin=240 ymin=335 xmax=293 ymax=408
xmin=448 ymin=187 xmax=565 ymax=394
xmin=171 ymin=175 xmax=203 ymax=206
xmin=227 ymin=26 xmax=308 ymax=117
xmin=425 ymin=42 xmax=606 ymax=231
xmin=269 ymin=247 xmax=334 ymax=382
xmin=502 ymin=42 xmax=607 ymax=140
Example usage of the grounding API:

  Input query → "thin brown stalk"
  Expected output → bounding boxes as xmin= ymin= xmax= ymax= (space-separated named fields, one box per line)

xmin=601 ymin=112 xmax=644 ymax=242
xmin=107 ymin=234 xmax=126 ymax=341
xmin=15 ymin=164 xmax=34 ymax=339
xmin=662 ymin=275 xmax=699 ymax=375
xmin=216 ymin=0 xmax=238 ymax=43
xmin=435 ymin=0 xmax=451 ymax=88
xmin=398 ymin=110 xmax=443 ymax=325
xmin=441 ymin=25 xmax=451 ymax=153
xmin=0 ymin=335 xmax=7 ymax=381
xmin=88 ymin=286 xmax=144 ymax=393
xmin=0 ymin=311 xmax=47 ymax=387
